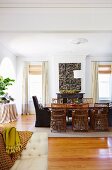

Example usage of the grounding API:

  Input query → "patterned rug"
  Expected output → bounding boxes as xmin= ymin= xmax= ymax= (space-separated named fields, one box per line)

xmin=31 ymin=126 xmax=112 ymax=138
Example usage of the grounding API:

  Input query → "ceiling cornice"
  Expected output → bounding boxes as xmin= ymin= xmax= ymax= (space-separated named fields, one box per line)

xmin=0 ymin=3 xmax=112 ymax=8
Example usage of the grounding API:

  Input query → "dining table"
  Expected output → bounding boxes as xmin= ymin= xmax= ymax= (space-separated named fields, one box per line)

xmin=0 ymin=103 xmax=18 ymax=124
xmin=44 ymin=103 xmax=112 ymax=127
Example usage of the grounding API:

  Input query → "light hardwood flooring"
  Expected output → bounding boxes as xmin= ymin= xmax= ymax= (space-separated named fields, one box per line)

xmin=1 ymin=115 xmax=112 ymax=170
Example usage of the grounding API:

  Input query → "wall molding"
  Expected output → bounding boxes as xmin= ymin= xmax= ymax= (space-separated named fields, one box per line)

xmin=1 ymin=30 xmax=112 ymax=33
xmin=0 ymin=3 xmax=112 ymax=8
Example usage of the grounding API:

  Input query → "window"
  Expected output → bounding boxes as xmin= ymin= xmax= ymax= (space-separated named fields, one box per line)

xmin=99 ymin=74 xmax=111 ymax=100
xmin=0 ymin=57 xmax=16 ymax=98
xmin=28 ymin=64 xmax=42 ymax=103
xmin=98 ymin=65 xmax=112 ymax=101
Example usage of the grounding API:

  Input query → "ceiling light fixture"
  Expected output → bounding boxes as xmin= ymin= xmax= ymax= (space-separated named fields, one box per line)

xmin=71 ymin=38 xmax=88 ymax=45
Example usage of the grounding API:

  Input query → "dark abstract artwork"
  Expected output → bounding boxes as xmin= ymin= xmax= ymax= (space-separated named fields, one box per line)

xmin=59 ymin=63 xmax=81 ymax=91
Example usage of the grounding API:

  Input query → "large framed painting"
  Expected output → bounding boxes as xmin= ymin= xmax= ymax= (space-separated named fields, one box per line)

xmin=59 ymin=63 xmax=81 ymax=93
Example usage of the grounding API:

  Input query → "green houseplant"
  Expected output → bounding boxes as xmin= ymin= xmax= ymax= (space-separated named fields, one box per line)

xmin=0 ymin=76 xmax=15 ymax=103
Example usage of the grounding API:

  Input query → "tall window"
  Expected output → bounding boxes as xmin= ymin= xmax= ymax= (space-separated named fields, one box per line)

xmin=28 ymin=64 xmax=42 ymax=103
xmin=0 ymin=57 xmax=16 ymax=98
xmin=98 ymin=65 xmax=112 ymax=101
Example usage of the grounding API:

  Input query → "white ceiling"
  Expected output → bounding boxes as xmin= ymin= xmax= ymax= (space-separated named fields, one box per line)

xmin=0 ymin=0 xmax=112 ymax=58
xmin=0 ymin=32 xmax=112 ymax=58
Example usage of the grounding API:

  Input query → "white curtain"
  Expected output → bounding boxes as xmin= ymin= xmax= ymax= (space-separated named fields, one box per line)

xmin=91 ymin=61 xmax=99 ymax=103
xmin=42 ymin=61 xmax=49 ymax=105
xmin=111 ymin=64 xmax=112 ymax=102
xmin=22 ymin=62 xmax=29 ymax=114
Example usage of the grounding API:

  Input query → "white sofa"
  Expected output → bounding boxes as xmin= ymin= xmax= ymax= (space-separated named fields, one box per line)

xmin=10 ymin=132 xmax=48 ymax=170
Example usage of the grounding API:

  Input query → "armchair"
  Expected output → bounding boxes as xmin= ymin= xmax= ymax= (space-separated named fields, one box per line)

xmin=32 ymin=96 xmax=51 ymax=127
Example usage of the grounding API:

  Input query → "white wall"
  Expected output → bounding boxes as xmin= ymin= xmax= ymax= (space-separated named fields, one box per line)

xmin=0 ymin=43 xmax=17 ymax=103
xmin=16 ymin=55 xmax=86 ymax=109
xmin=0 ymin=44 xmax=16 ymax=70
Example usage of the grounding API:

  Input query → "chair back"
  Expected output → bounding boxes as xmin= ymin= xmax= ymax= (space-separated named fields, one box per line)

xmin=51 ymin=103 xmax=67 ymax=109
xmin=51 ymin=108 xmax=66 ymax=117
xmin=52 ymin=98 xmax=63 ymax=104
xmin=80 ymin=103 xmax=89 ymax=108
xmin=94 ymin=103 xmax=109 ymax=107
xmin=32 ymin=96 xmax=40 ymax=112
xmin=69 ymin=103 xmax=89 ymax=109
xmin=82 ymin=98 xmax=93 ymax=104
xmin=93 ymin=107 xmax=109 ymax=114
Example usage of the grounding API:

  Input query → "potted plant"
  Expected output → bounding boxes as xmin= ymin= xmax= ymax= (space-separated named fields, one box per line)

xmin=0 ymin=76 xmax=15 ymax=103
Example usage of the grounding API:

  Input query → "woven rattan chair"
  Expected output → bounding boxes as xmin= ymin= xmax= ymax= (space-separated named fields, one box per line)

xmin=66 ymin=103 xmax=89 ymax=123
xmin=72 ymin=109 xmax=88 ymax=131
xmin=50 ymin=108 xmax=66 ymax=132
xmin=90 ymin=107 xmax=109 ymax=131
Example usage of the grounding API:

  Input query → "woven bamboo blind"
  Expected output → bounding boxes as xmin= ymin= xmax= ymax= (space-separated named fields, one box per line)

xmin=29 ymin=65 xmax=42 ymax=75
xmin=98 ymin=65 xmax=112 ymax=74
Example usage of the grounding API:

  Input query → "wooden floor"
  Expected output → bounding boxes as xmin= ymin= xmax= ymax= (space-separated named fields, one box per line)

xmin=1 ymin=115 xmax=112 ymax=170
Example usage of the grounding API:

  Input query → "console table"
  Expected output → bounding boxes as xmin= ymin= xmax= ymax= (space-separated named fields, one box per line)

xmin=56 ymin=93 xmax=84 ymax=103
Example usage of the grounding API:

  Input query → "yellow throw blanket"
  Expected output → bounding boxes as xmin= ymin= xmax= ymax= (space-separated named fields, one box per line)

xmin=2 ymin=127 xmax=21 ymax=154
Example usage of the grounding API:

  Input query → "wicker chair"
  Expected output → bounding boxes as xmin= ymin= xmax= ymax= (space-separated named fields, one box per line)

xmin=90 ymin=107 xmax=109 ymax=131
xmin=72 ymin=109 xmax=88 ymax=131
xmin=50 ymin=108 xmax=66 ymax=132
xmin=66 ymin=103 xmax=89 ymax=124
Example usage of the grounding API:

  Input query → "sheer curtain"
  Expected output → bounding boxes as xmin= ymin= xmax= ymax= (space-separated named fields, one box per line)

xmin=91 ymin=61 xmax=99 ymax=103
xmin=22 ymin=62 xmax=29 ymax=114
xmin=111 ymin=64 xmax=112 ymax=102
xmin=42 ymin=61 xmax=49 ymax=105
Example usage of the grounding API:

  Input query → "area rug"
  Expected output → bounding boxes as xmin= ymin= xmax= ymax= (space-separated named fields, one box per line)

xmin=31 ymin=126 xmax=112 ymax=138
